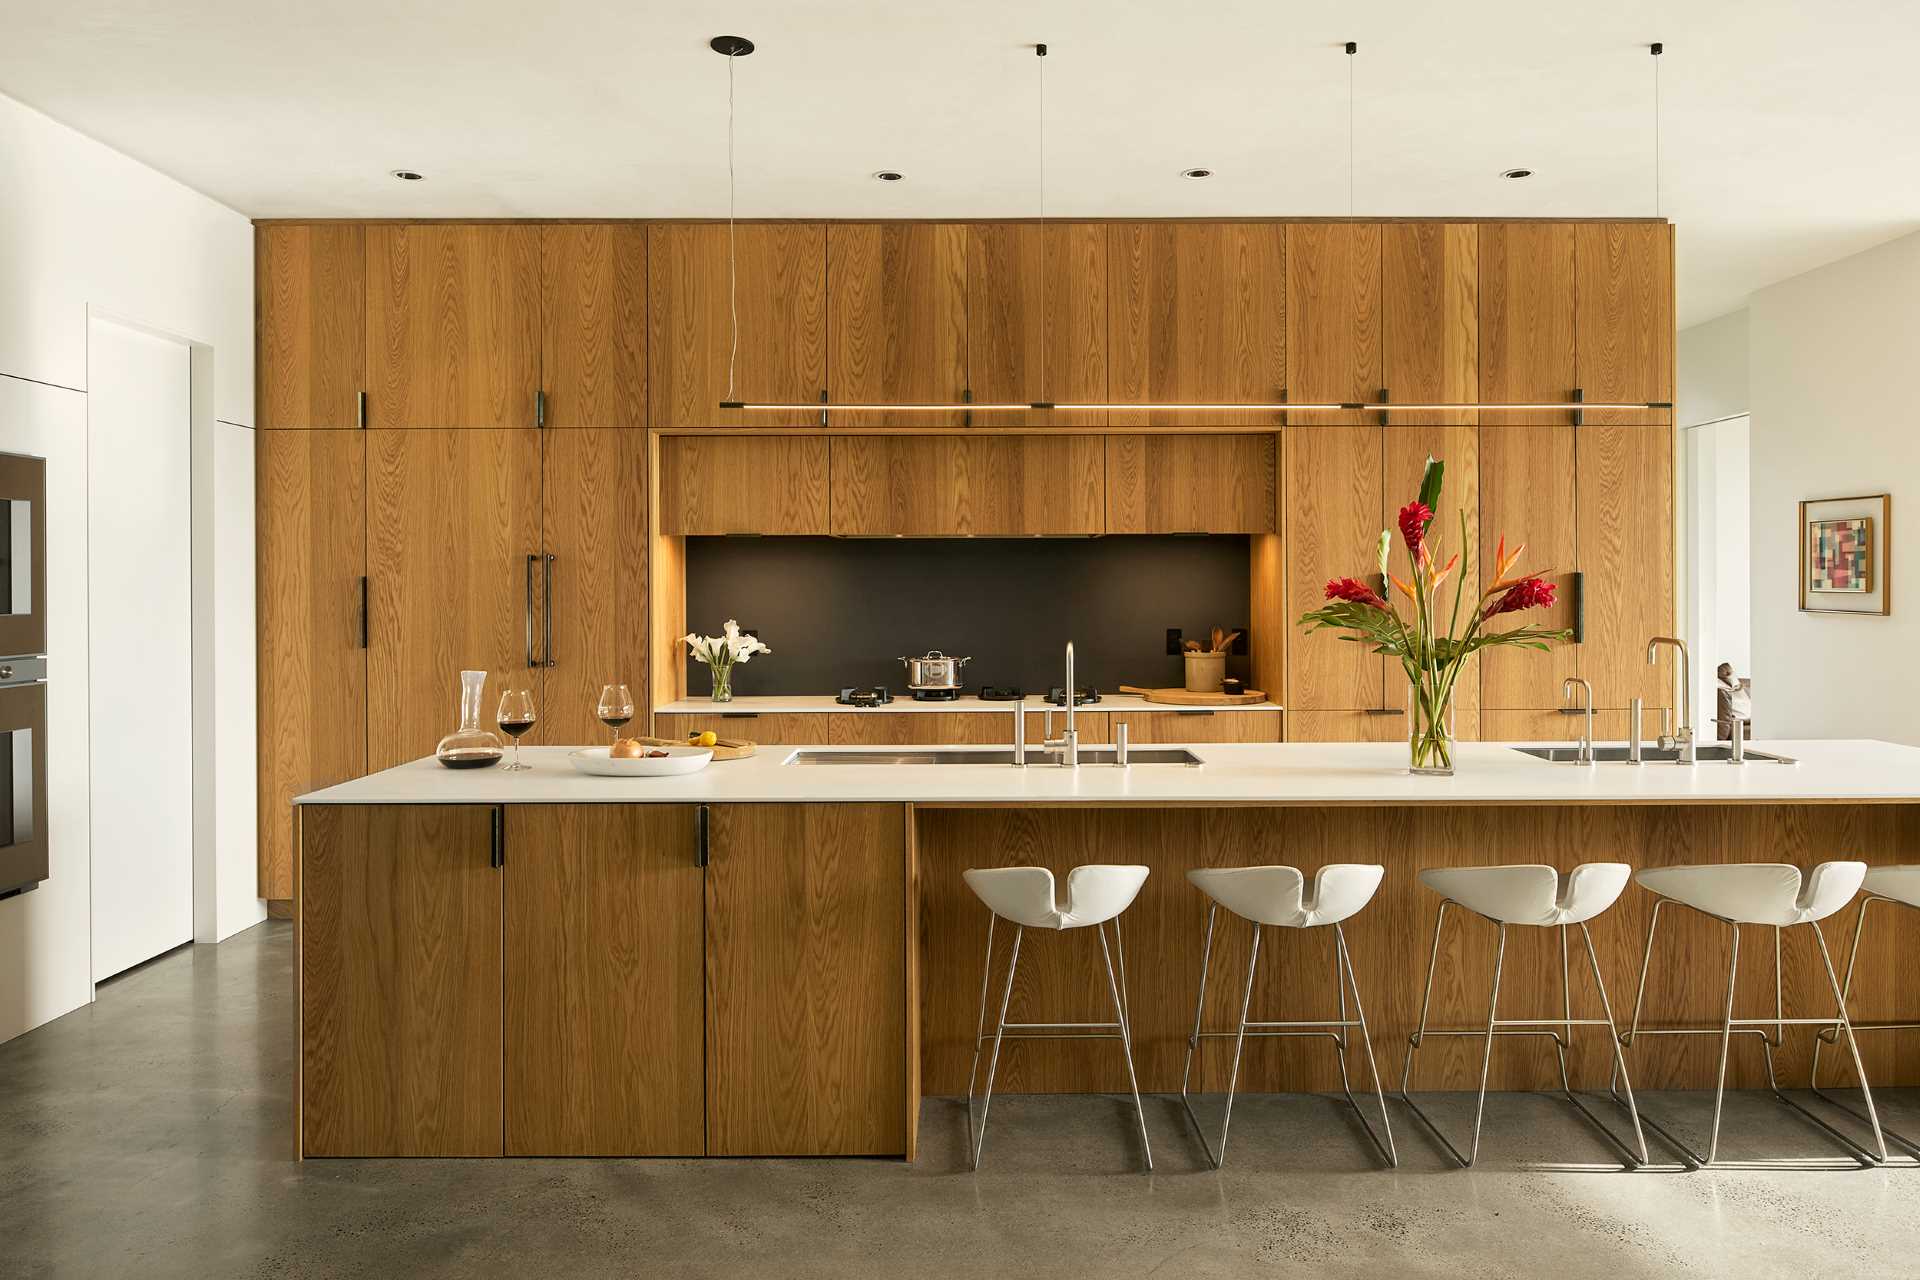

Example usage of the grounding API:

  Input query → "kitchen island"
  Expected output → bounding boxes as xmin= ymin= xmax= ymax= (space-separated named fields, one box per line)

xmin=292 ymin=740 xmax=1920 ymax=1158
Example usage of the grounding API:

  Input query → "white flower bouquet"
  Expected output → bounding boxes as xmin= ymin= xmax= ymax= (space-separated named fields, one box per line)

xmin=683 ymin=619 xmax=770 ymax=702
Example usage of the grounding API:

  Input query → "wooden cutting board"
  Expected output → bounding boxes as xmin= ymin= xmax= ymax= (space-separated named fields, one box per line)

xmin=631 ymin=734 xmax=757 ymax=760
xmin=1117 ymin=685 xmax=1268 ymax=706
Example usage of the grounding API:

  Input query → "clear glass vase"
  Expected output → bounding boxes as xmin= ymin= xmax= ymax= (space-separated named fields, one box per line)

xmin=1407 ymin=677 xmax=1457 ymax=776
xmin=709 ymin=663 xmax=734 ymax=703
xmin=436 ymin=669 xmax=504 ymax=769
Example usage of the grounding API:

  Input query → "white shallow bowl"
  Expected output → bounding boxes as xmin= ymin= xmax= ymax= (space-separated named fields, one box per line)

xmin=568 ymin=745 xmax=714 ymax=778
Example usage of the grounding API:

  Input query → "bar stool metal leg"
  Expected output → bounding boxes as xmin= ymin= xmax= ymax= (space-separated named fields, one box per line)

xmin=1178 ymin=904 xmax=1219 ymax=1157
xmin=1097 ymin=921 xmax=1154 ymax=1171
xmin=966 ymin=921 xmax=1023 ymax=1170
xmin=1809 ymin=896 xmax=1920 ymax=1159
xmin=1333 ymin=923 xmax=1398 ymax=1166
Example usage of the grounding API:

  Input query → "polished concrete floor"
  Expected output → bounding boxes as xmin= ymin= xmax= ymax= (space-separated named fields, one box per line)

xmin=2 ymin=921 xmax=1917 ymax=1279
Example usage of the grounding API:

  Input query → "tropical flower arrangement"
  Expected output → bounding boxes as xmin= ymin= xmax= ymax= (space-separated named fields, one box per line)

xmin=1297 ymin=457 xmax=1569 ymax=774
xmin=683 ymin=619 xmax=770 ymax=703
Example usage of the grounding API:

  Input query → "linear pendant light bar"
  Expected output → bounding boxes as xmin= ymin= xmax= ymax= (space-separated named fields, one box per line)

xmin=718 ymin=400 xmax=1674 ymax=413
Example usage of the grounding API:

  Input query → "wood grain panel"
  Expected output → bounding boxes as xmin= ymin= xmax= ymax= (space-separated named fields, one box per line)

xmin=965 ymin=223 xmax=1108 ymax=427
xmin=1480 ymin=223 xmax=1576 ymax=426
xmin=1108 ymin=223 xmax=1286 ymax=427
xmin=367 ymin=429 xmax=543 ymax=769
xmin=257 ymin=224 xmax=365 ymax=429
xmin=1577 ymin=425 xmax=1674 ymax=709
xmin=1285 ymin=425 xmax=1385 ymax=710
xmin=649 ymin=223 xmax=826 ymax=428
xmin=827 ymin=224 xmax=968 ymax=428
xmin=541 ymin=429 xmax=648 ymax=744
xmin=1478 ymin=424 xmax=1577 ymax=708
xmin=256 ymin=431 xmax=366 ymax=899
xmin=1110 ymin=710 xmax=1281 ymax=743
xmin=1382 ymin=223 xmax=1478 ymax=425
xmin=1575 ymin=223 xmax=1675 ymax=426
xmin=1105 ymin=434 xmax=1277 ymax=534
xmin=1385 ymin=425 xmax=1481 ymax=738
xmin=505 ymin=804 xmax=704 ymax=1155
xmin=1248 ymin=530 xmax=1286 ymax=707
xmin=540 ymin=224 xmax=647 ymax=427
xmin=1282 ymin=710 xmax=1410 ymax=743
xmin=300 ymin=804 xmax=501 ymax=1156
xmin=1285 ymin=223 xmax=1381 ymax=426
xmin=828 ymin=434 xmax=1105 ymax=536
xmin=656 ymin=434 xmax=830 ymax=535
xmin=706 ymin=803 xmax=908 ymax=1155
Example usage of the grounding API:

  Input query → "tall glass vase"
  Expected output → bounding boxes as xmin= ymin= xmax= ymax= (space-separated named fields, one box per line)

xmin=1407 ymin=674 xmax=1457 ymax=776
xmin=709 ymin=662 xmax=734 ymax=703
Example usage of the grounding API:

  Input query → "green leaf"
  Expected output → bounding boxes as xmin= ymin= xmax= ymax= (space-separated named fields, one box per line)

xmin=1417 ymin=456 xmax=1445 ymax=518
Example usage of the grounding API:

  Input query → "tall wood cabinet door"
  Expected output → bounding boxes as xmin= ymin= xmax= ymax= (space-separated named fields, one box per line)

xmin=1285 ymin=425 xmax=1385 ymax=711
xmin=1575 ymin=223 xmax=1674 ymax=426
xmin=257 ymin=430 xmax=366 ymax=900
xmin=365 ymin=225 xmax=541 ymax=429
xmin=649 ymin=223 xmax=827 ymax=428
xmin=705 ymin=803 xmax=907 ymax=1156
xmin=1285 ymin=224 xmax=1381 ymax=426
xmin=1480 ymin=223 xmax=1576 ymax=426
xmin=656 ymin=434 xmax=830 ymax=535
xmin=540 ymin=225 xmax=647 ymax=427
xmin=1383 ymin=223 xmax=1478 ymax=425
xmin=1478 ymin=424 xmax=1577 ymax=708
xmin=965 ymin=223 xmax=1108 ymax=427
xmin=541 ymin=429 xmax=647 ymax=743
xmin=1577 ymin=425 xmax=1674 ymax=709
xmin=827 ymin=224 xmax=967 ymax=428
xmin=300 ymin=804 xmax=502 ymax=1157
xmin=828 ymin=434 xmax=1105 ymax=536
xmin=504 ymin=805 xmax=704 ymax=1155
xmin=1105 ymin=434 xmax=1277 ymax=533
xmin=367 ymin=429 xmax=543 ymax=769
xmin=1108 ymin=223 xmax=1286 ymax=428
xmin=257 ymin=225 xmax=365 ymax=429
xmin=1384 ymin=425 xmax=1481 ymax=738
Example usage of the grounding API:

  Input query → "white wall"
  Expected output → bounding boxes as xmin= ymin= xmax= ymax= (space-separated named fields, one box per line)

xmin=1678 ymin=309 xmax=1750 ymax=429
xmin=1750 ymin=229 xmax=1920 ymax=743
xmin=0 ymin=90 xmax=256 ymax=1043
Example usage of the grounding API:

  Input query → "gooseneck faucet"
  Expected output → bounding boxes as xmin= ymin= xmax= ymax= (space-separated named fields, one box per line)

xmin=1563 ymin=677 xmax=1596 ymax=765
xmin=1043 ymin=641 xmax=1081 ymax=767
xmin=1645 ymin=636 xmax=1696 ymax=764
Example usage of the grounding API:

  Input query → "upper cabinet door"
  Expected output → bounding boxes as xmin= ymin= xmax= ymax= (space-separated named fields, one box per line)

xmin=1575 ymin=223 xmax=1674 ymax=425
xmin=1284 ymin=425 xmax=1385 ymax=711
xmin=366 ymin=225 xmax=541 ymax=429
xmin=827 ymin=224 xmax=967 ymax=428
xmin=1480 ymin=223 xmax=1576 ymax=426
xmin=964 ymin=223 xmax=1108 ymax=428
xmin=829 ymin=435 xmax=1105 ymax=536
xmin=1285 ymin=224 xmax=1381 ymax=427
xmin=657 ymin=435 xmax=830 ymax=535
xmin=257 ymin=225 xmax=365 ymax=429
xmin=540 ymin=429 xmax=648 ymax=743
xmin=650 ymin=224 xmax=827 ymax=429
xmin=540 ymin=225 xmax=647 ymax=428
xmin=1382 ymin=223 xmax=1479 ymax=425
xmin=1105 ymin=434 xmax=1276 ymax=534
xmin=1478 ymin=424 xmax=1578 ymax=708
xmin=1576 ymin=425 xmax=1673 ymax=709
xmin=1109 ymin=223 xmax=1286 ymax=428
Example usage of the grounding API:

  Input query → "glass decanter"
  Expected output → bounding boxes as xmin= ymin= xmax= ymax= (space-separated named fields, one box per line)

xmin=436 ymin=670 xmax=504 ymax=769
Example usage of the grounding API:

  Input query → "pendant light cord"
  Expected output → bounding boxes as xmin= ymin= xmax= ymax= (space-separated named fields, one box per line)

xmin=1651 ymin=42 xmax=1663 ymax=218
xmin=726 ymin=45 xmax=739 ymax=402
xmin=1346 ymin=41 xmax=1357 ymax=217
xmin=1037 ymin=42 xmax=1048 ymax=404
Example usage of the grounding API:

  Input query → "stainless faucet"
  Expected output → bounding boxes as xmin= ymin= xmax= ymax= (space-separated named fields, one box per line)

xmin=1010 ymin=698 xmax=1026 ymax=767
xmin=1563 ymin=677 xmax=1596 ymax=765
xmin=1645 ymin=636 xmax=1696 ymax=764
xmin=1627 ymin=697 xmax=1644 ymax=765
xmin=1729 ymin=717 xmax=1746 ymax=764
xmin=1043 ymin=641 xmax=1081 ymax=767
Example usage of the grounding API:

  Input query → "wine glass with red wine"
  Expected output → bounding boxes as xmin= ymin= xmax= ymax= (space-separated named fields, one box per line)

xmin=596 ymin=683 xmax=635 ymax=747
xmin=496 ymin=688 xmax=537 ymax=772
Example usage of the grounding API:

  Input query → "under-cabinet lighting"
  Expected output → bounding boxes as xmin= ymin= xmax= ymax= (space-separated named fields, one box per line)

xmin=718 ymin=400 xmax=1673 ymax=414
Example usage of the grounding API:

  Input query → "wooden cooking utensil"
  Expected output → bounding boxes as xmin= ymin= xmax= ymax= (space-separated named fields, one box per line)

xmin=1118 ymin=685 xmax=1267 ymax=706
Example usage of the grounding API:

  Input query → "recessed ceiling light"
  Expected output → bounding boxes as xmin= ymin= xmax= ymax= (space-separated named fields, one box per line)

xmin=1181 ymin=167 xmax=1214 ymax=180
xmin=873 ymin=170 xmax=905 ymax=182
xmin=390 ymin=169 xmax=425 ymax=181
xmin=1500 ymin=168 xmax=1534 ymax=180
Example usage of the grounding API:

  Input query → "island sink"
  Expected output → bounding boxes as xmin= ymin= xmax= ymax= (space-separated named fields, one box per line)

xmin=783 ymin=747 xmax=1203 ymax=767
xmin=1512 ymin=744 xmax=1797 ymax=764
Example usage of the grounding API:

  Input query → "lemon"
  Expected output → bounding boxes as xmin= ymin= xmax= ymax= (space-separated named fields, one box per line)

xmin=696 ymin=730 xmax=719 ymax=748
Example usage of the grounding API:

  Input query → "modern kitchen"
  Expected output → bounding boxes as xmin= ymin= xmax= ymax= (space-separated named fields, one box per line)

xmin=4 ymin=5 xmax=1920 ymax=1277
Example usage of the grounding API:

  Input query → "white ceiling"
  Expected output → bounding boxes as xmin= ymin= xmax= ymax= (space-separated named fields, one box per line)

xmin=3 ymin=0 xmax=1917 ymax=326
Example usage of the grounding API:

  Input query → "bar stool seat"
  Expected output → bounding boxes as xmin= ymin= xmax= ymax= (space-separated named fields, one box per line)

xmin=1634 ymin=862 xmax=1862 ymax=926
xmin=1417 ymin=863 xmax=1630 ymax=927
xmin=962 ymin=864 xmax=1153 ymax=1171
xmin=1862 ymin=863 xmax=1920 ymax=908
xmin=1179 ymin=865 xmax=1395 ymax=1168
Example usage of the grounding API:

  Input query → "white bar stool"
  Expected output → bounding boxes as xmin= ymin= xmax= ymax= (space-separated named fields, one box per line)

xmin=1399 ymin=863 xmax=1649 ymax=1168
xmin=1812 ymin=865 xmax=1920 ymax=1158
xmin=1622 ymin=861 xmax=1887 ymax=1167
xmin=962 ymin=864 xmax=1153 ymax=1171
xmin=1178 ymin=864 xmax=1396 ymax=1168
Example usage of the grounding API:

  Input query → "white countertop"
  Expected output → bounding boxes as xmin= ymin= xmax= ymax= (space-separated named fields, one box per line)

xmin=654 ymin=694 xmax=1281 ymax=715
xmin=298 ymin=739 xmax=1920 ymax=807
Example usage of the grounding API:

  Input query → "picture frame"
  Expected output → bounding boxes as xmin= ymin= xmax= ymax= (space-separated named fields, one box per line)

xmin=1799 ymin=493 xmax=1890 ymax=615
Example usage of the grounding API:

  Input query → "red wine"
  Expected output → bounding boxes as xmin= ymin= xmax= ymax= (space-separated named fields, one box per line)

xmin=498 ymin=719 xmax=535 ymax=739
xmin=438 ymin=750 xmax=501 ymax=770
xmin=600 ymin=715 xmax=632 ymax=731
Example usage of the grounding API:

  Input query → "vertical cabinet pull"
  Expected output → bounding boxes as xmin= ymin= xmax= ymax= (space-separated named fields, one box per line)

xmin=491 ymin=806 xmax=505 ymax=869
xmin=524 ymin=554 xmax=538 ymax=669
xmin=541 ymin=554 xmax=556 ymax=668
xmin=358 ymin=576 xmax=368 ymax=649
xmin=696 ymin=805 xmax=710 ymax=868
xmin=535 ymin=389 xmax=547 ymax=429
xmin=356 ymin=390 xmax=367 ymax=429
xmin=1570 ymin=570 xmax=1586 ymax=644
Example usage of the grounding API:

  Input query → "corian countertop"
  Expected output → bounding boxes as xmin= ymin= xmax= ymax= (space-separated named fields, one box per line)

xmin=297 ymin=740 xmax=1920 ymax=807
xmin=653 ymin=694 xmax=1282 ymax=715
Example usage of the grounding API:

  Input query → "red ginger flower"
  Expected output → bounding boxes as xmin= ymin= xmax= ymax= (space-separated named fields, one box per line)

xmin=1325 ymin=577 xmax=1388 ymax=610
xmin=1398 ymin=502 xmax=1434 ymax=561
xmin=1482 ymin=575 xmax=1556 ymax=619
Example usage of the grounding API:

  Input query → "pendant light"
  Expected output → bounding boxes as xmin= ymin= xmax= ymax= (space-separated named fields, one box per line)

xmin=711 ymin=35 xmax=753 ymax=409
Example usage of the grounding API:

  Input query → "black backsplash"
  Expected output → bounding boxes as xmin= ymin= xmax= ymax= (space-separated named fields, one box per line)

xmin=684 ymin=536 xmax=1254 ymax=696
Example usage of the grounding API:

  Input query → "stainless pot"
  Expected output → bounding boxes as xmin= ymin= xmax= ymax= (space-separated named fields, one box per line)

xmin=899 ymin=650 xmax=971 ymax=690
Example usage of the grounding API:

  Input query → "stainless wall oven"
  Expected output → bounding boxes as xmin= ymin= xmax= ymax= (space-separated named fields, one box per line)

xmin=0 ymin=454 xmax=47 ymax=900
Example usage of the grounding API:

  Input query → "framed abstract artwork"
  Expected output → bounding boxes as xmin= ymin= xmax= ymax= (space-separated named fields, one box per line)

xmin=1799 ymin=494 xmax=1890 ymax=615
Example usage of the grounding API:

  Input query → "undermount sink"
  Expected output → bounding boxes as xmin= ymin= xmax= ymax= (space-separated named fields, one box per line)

xmin=784 ymin=747 xmax=1203 ymax=767
xmin=1512 ymin=744 xmax=1797 ymax=765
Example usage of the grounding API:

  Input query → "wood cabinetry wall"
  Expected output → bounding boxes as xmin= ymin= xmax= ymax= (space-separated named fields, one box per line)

xmin=257 ymin=218 xmax=1675 ymax=898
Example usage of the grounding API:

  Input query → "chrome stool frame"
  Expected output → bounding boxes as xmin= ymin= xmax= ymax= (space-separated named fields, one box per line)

xmin=963 ymin=911 xmax=1152 ymax=1171
xmin=1177 ymin=907 xmax=1396 ymax=1168
xmin=1615 ymin=896 xmax=1888 ymax=1168
xmin=1809 ymin=892 xmax=1920 ymax=1161
xmin=1399 ymin=899 xmax=1649 ymax=1169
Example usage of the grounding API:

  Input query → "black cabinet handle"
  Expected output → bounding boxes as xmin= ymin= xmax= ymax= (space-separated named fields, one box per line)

xmin=535 ymin=389 xmax=547 ymax=429
xmin=524 ymin=554 xmax=538 ymax=669
xmin=696 ymin=805 xmax=710 ymax=868
xmin=491 ymin=807 xmax=505 ymax=869
xmin=1571 ymin=570 xmax=1585 ymax=644
xmin=1363 ymin=707 xmax=1405 ymax=717
xmin=358 ymin=576 xmax=368 ymax=649
xmin=356 ymin=390 xmax=367 ymax=429
xmin=541 ymin=554 xmax=556 ymax=668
